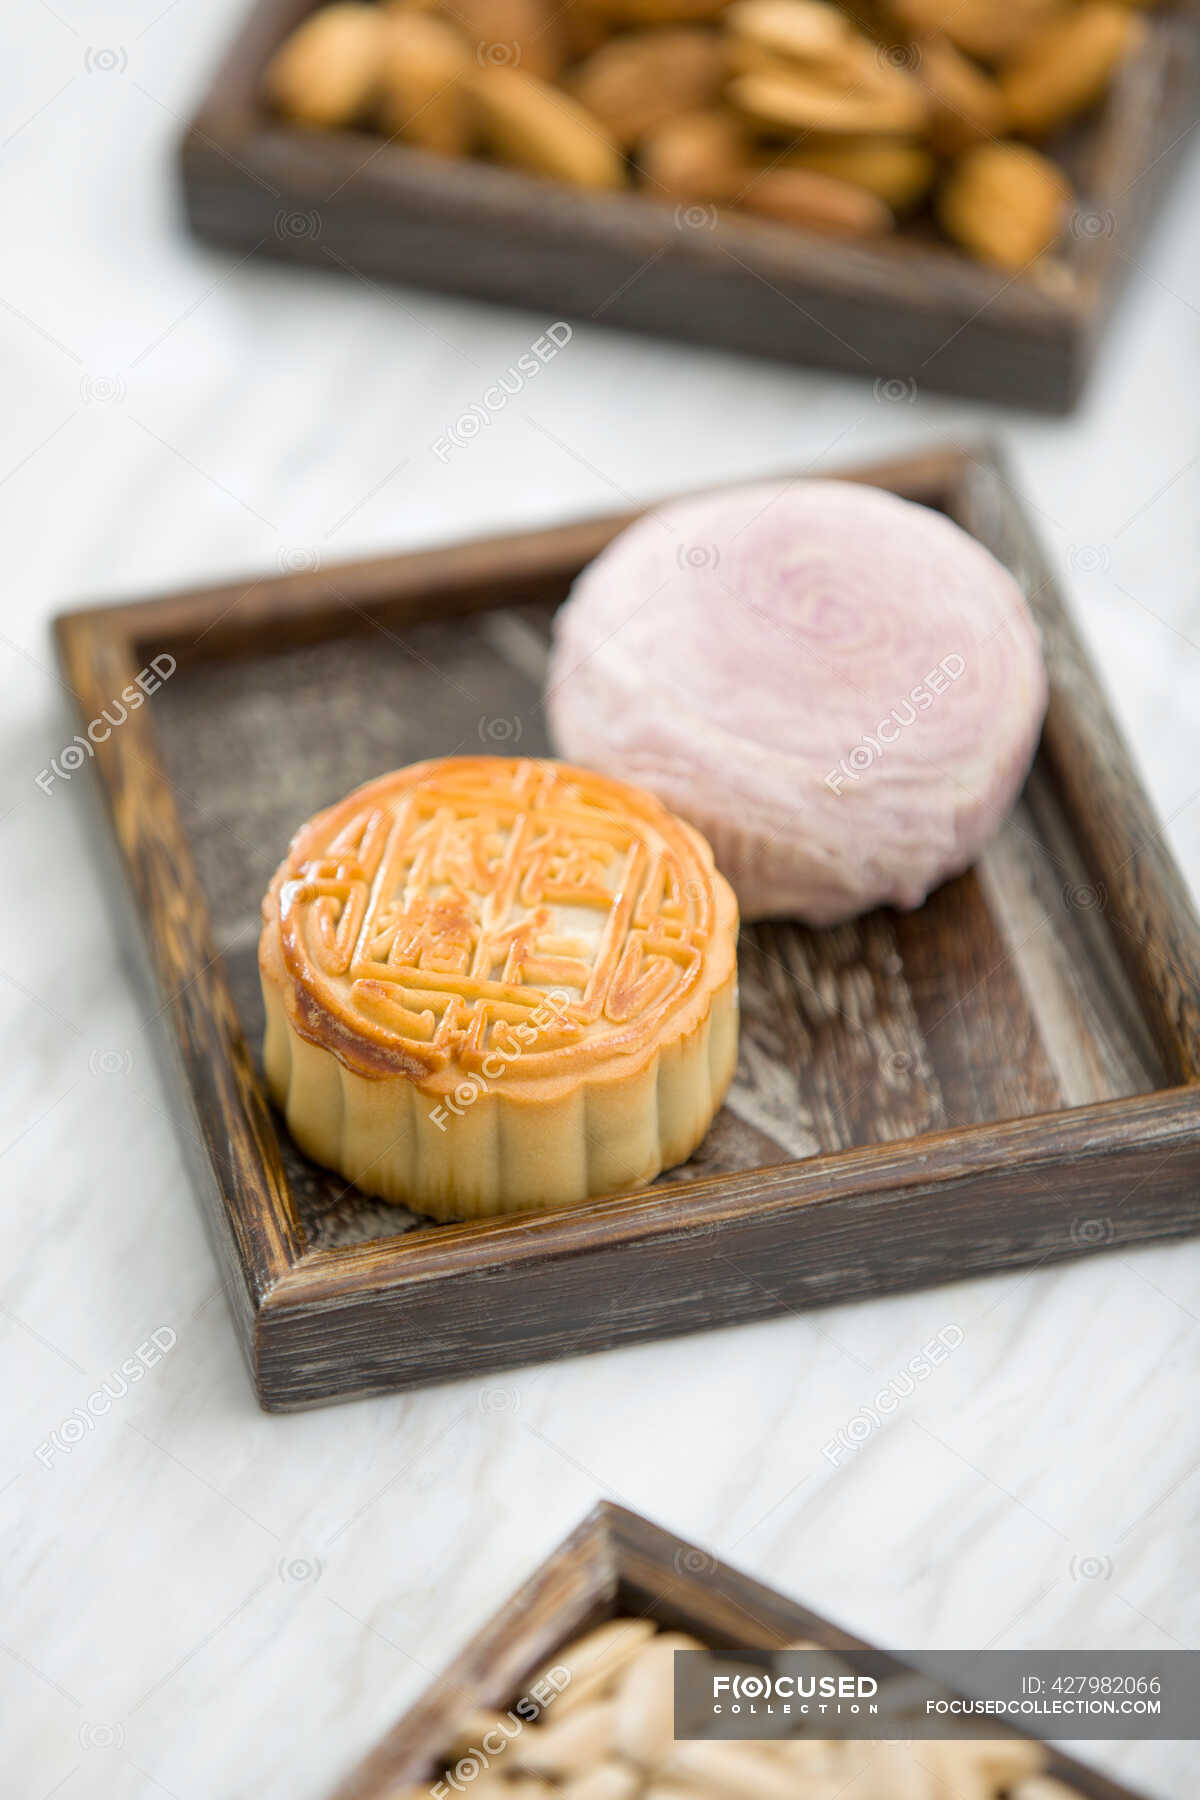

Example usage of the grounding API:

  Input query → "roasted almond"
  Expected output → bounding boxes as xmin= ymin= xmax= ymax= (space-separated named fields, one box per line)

xmin=562 ymin=0 xmax=615 ymax=56
xmin=888 ymin=0 xmax=1061 ymax=65
xmin=725 ymin=0 xmax=860 ymax=68
xmin=378 ymin=13 xmax=474 ymax=151
xmin=916 ymin=33 xmax=1008 ymax=152
xmin=777 ymin=135 xmax=934 ymax=208
xmin=1000 ymin=1 xmax=1142 ymax=136
xmin=584 ymin=0 xmax=729 ymax=23
xmin=639 ymin=108 xmax=751 ymax=200
xmin=264 ymin=2 xmax=385 ymax=126
xmin=471 ymin=65 xmax=626 ymax=186
xmin=568 ymin=28 xmax=726 ymax=146
xmin=730 ymin=61 xmax=928 ymax=134
xmin=938 ymin=139 xmax=1071 ymax=267
xmin=740 ymin=163 xmax=894 ymax=231
xmin=448 ymin=0 xmax=566 ymax=79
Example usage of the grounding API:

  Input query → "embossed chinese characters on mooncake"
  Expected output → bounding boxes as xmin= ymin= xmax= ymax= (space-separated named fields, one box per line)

xmin=259 ymin=757 xmax=739 ymax=1220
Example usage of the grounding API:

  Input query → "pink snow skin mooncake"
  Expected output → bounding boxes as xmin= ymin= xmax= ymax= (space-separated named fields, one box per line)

xmin=545 ymin=479 xmax=1048 ymax=925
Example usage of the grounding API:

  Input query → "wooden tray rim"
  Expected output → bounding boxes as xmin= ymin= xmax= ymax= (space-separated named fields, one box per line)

xmin=329 ymin=1500 xmax=1157 ymax=1800
xmin=53 ymin=441 xmax=1200 ymax=1394
xmin=180 ymin=0 xmax=1197 ymax=333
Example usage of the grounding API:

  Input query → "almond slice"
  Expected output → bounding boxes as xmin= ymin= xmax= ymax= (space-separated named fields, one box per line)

xmin=512 ymin=1701 xmax=617 ymax=1776
xmin=612 ymin=1631 xmax=706 ymax=1766
xmin=531 ymin=1619 xmax=657 ymax=1716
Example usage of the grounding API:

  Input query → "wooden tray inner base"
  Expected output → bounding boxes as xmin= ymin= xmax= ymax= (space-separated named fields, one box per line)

xmin=151 ymin=603 xmax=1165 ymax=1253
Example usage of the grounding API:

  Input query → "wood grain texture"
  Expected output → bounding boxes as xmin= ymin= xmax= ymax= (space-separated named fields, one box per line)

xmin=955 ymin=451 xmax=1200 ymax=1083
xmin=329 ymin=1502 xmax=1157 ymax=1800
xmin=54 ymin=443 xmax=1200 ymax=1410
xmin=176 ymin=0 xmax=1200 ymax=411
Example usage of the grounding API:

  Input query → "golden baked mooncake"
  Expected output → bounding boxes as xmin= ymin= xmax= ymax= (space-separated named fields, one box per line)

xmin=259 ymin=757 xmax=739 ymax=1220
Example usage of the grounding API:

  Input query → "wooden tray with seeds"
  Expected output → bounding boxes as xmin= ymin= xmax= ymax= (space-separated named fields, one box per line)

xmin=328 ymin=1501 xmax=1157 ymax=1800
xmin=54 ymin=443 xmax=1200 ymax=1411
xmin=178 ymin=0 xmax=1200 ymax=412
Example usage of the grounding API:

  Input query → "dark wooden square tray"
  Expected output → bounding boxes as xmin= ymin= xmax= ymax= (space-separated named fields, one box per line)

xmin=54 ymin=443 xmax=1200 ymax=1411
xmin=327 ymin=1501 xmax=1154 ymax=1800
xmin=178 ymin=0 xmax=1200 ymax=411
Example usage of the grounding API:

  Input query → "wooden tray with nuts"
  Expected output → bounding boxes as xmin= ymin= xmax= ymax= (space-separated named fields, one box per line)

xmin=180 ymin=0 xmax=1198 ymax=407
xmin=328 ymin=1503 xmax=1159 ymax=1800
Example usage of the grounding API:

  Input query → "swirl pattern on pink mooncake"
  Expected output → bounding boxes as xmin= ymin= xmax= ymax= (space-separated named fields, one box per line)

xmin=545 ymin=479 xmax=1049 ymax=924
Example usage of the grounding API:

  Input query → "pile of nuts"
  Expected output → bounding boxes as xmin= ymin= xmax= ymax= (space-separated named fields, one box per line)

xmin=264 ymin=0 xmax=1149 ymax=267
xmin=406 ymin=1618 xmax=1089 ymax=1800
